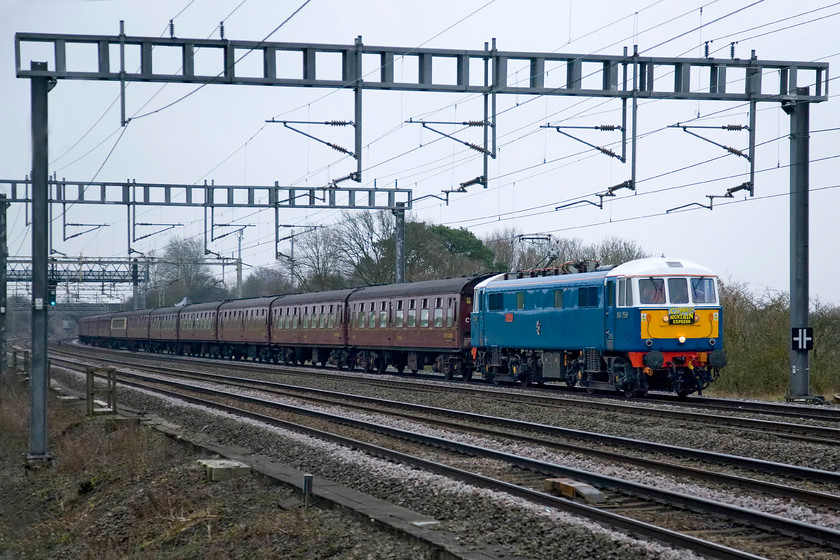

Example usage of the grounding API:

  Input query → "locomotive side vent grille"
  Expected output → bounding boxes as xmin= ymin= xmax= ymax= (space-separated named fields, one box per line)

xmin=584 ymin=347 xmax=600 ymax=372
xmin=490 ymin=346 xmax=502 ymax=367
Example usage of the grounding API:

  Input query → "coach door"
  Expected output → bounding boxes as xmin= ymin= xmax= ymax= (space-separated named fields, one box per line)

xmin=605 ymin=279 xmax=616 ymax=351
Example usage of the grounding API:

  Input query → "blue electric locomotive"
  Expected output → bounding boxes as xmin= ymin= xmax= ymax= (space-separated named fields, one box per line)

xmin=470 ymin=257 xmax=726 ymax=396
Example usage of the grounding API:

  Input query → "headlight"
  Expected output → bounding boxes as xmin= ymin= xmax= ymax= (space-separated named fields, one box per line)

xmin=678 ymin=336 xmax=686 ymax=344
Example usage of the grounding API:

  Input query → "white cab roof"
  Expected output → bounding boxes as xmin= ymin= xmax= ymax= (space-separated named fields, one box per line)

xmin=607 ymin=257 xmax=717 ymax=278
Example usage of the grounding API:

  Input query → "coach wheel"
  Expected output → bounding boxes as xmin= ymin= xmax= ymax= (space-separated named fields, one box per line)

xmin=443 ymin=359 xmax=454 ymax=380
xmin=375 ymin=353 xmax=387 ymax=374
xmin=394 ymin=356 xmax=407 ymax=374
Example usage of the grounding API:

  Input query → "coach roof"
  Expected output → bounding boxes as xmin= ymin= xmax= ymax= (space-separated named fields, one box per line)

xmin=350 ymin=275 xmax=490 ymax=300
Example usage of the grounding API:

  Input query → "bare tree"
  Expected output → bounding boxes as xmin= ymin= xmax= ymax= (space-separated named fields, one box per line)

xmin=147 ymin=237 xmax=228 ymax=305
xmin=333 ymin=210 xmax=395 ymax=285
xmin=586 ymin=236 xmax=651 ymax=266
xmin=242 ymin=265 xmax=295 ymax=297
xmin=294 ymin=227 xmax=347 ymax=291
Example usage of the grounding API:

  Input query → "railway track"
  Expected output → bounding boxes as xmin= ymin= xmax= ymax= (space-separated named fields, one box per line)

xmin=57 ymin=343 xmax=840 ymax=445
xmin=49 ymin=350 xmax=840 ymax=559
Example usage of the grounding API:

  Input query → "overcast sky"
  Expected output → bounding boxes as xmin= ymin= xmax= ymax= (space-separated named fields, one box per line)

xmin=1 ymin=0 xmax=838 ymax=304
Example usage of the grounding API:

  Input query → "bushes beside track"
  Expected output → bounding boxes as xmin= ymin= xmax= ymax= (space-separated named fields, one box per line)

xmin=714 ymin=282 xmax=840 ymax=397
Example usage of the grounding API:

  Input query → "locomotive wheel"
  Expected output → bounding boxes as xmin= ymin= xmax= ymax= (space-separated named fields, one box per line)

xmin=611 ymin=357 xmax=638 ymax=398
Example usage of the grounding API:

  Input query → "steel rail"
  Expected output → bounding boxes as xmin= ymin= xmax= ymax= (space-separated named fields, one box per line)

xmin=67 ymin=367 xmax=767 ymax=560
xmin=63 ymin=344 xmax=840 ymax=427
xmin=77 ymin=356 xmax=840 ymax=509
xmin=93 ymin=369 xmax=840 ymax=554
xmin=53 ymin=348 xmax=840 ymax=485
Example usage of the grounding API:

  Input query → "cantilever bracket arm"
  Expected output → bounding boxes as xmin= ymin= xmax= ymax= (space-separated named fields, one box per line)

xmin=556 ymin=180 xmax=634 ymax=212
xmin=667 ymin=181 xmax=753 ymax=214
xmin=418 ymin=123 xmax=493 ymax=156
xmin=268 ymin=121 xmax=357 ymax=159
xmin=212 ymin=223 xmax=254 ymax=242
xmin=64 ymin=223 xmax=109 ymax=241
xmin=556 ymin=199 xmax=603 ymax=211
xmin=133 ymin=222 xmax=182 ymax=242
xmin=670 ymin=125 xmax=750 ymax=160
xmin=666 ymin=201 xmax=713 ymax=214
xmin=544 ymin=125 xmax=625 ymax=162
xmin=414 ymin=192 xmax=451 ymax=206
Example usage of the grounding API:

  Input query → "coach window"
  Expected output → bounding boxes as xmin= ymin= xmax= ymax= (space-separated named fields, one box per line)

xmin=446 ymin=304 xmax=454 ymax=328
xmin=328 ymin=305 xmax=336 ymax=328
xmin=408 ymin=299 xmax=417 ymax=327
xmin=379 ymin=302 xmax=388 ymax=328
xmin=433 ymin=298 xmax=443 ymax=327
xmin=320 ymin=305 xmax=326 ymax=328
xmin=366 ymin=302 xmax=375 ymax=328
xmin=357 ymin=303 xmax=365 ymax=328
xmin=420 ymin=299 xmax=430 ymax=327
xmin=395 ymin=300 xmax=404 ymax=327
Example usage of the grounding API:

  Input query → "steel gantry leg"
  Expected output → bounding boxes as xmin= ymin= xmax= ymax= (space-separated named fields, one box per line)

xmin=29 ymin=61 xmax=53 ymax=464
xmin=783 ymin=87 xmax=811 ymax=399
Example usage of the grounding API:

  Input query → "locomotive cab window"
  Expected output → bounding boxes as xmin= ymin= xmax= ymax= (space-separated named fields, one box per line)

xmin=691 ymin=277 xmax=717 ymax=304
xmin=668 ymin=278 xmax=689 ymax=304
xmin=618 ymin=278 xmax=633 ymax=307
xmin=487 ymin=292 xmax=503 ymax=311
xmin=638 ymin=278 xmax=666 ymax=304
xmin=516 ymin=292 xmax=524 ymax=310
xmin=554 ymin=289 xmax=563 ymax=308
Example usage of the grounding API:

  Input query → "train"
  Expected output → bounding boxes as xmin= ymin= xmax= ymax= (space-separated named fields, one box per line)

xmin=78 ymin=256 xmax=726 ymax=397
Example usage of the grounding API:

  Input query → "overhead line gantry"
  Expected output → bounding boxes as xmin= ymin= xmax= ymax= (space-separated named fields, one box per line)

xmin=12 ymin=28 xmax=829 ymax=464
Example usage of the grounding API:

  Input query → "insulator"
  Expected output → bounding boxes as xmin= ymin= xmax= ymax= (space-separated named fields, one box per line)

xmin=465 ymin=120 xmax=485 ymax=127
xmin=219 ymin=21 xmax=225 ymax=40
xmin=599 ymin=147 xmax=617 ymax=157
xmin=723 ymin=125 xmax=744 ymax=131
xmin=328 ymin=120 xmax=350 ymax=126
xmin=169 ymin=20 xmax=174 ymax=39
xmin=704 ymin=41 xmax=709 ymax=58
xmin=730 ymin=42 xmax=736 ymax=59
xmin=328 ymin=143 xmax=353 ymax=156
xmin=466 ymin=142 xmax=485 ymax=152
xmin=726 ymin=146 xmax=743 ymax=156
xmin=598 ymin=125 xmax=617 ymax=131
